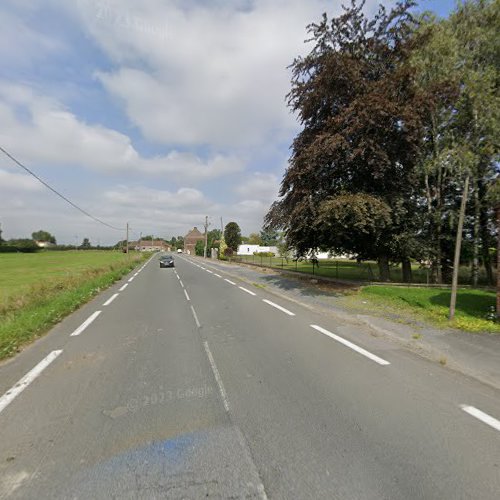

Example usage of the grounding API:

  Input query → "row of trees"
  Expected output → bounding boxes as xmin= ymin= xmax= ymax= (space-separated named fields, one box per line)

xmin=265 ymin=0 xmax=499 ymax=284
xmin=191 ymin=224 xmax=282 ymax=257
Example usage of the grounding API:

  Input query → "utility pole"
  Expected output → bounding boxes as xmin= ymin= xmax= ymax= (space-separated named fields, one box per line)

xmin=203 ymin=216 xmax=209 ymax=258
xmin=126 ymin=222 xmax=129 ymax=256
xmin=449 ymin=175 xmax=469 ymax=321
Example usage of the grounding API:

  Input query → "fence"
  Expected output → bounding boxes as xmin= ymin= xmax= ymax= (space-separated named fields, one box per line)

xmin=227 ymin=255 xmax=494 ymax=287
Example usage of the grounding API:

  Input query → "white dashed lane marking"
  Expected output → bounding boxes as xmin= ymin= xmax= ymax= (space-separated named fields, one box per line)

xmin=70 ymin=311 xmax=102 ymax=337
xmin=103 ymin=293 xmax=119 ymax=306
xmin=310 ymin=324 xmax=390 ymax=366
xmin=262 ymin=299 xmax=295 ymax=316
xmin=0 ymin=350 xmax=63 ymax=414
xmin=460 ymin=405 xmax=500 ymax=432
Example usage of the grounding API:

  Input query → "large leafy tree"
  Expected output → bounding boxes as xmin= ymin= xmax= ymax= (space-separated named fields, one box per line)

xmin=207 ymin=229 xmax=222 ymax=250
xmin=260 ymin=229 xmax=279 ymax=246
xmin=224 ymin=222 xmax=242 ymax=252
xmin=266 ymin=0 xmax=426 ymax=280
xmin=412 ymin=0 xmax=499 ymax=284
xmin=80 ymin=238 xmax=91 ymax=249
xmin=32 ymin=230 xmax=56 ymax=244
xmin=248 ymin=232 xmax=262 ymax=245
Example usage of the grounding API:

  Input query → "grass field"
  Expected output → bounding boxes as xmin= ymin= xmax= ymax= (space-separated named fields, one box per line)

xmin=0 ymin=250 xmax=148 ymax=359
xmin=358 ymin=286 xmax=499 ymax=333
xmin=230 ymin=255 xmax=493 ymax=285
xmin=0 ymin=250 xmax=133 ymax=302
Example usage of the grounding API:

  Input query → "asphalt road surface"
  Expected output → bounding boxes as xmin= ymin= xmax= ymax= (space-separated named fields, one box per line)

xmin=0 ymin=254 xmax=499 ymax=499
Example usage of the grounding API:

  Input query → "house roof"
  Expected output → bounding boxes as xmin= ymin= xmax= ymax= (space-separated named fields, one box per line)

xmin=185 ymin=227 xmax=203 ymax=239
xmin=138 ymin=240 xmax=167 ymax=247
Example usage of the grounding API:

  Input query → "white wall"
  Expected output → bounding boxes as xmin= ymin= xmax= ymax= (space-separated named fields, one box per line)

xmin=237 ymin=245 xmax=278 ymax=255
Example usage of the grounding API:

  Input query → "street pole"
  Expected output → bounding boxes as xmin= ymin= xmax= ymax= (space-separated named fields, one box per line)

xmin=203 ymin=216 xmax=209 ymax=258
xmin=126 ymin=222 xmax=129 ymax=256
xmin=449 ymin=175 xmax=469 ymax=321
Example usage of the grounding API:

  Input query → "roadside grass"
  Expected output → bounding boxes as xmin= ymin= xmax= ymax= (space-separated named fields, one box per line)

xmin=0 ymin=251 xmax=148 ymax=360
xmin=231 ymin=255 xmax=492 ymax=285
xmin=359 ymin=286 xmax=499 ymax=333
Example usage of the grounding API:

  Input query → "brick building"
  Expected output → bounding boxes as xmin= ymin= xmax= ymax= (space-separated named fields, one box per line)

xmin=184 ymin=227 xmax=204 ymax=255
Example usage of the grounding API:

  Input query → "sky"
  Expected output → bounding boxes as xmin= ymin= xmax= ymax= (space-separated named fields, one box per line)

xmin=0 ymin=0 xmax=456 ymax=245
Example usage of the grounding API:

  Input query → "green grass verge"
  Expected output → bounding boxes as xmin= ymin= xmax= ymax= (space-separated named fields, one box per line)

xmin=0 ymin=251 xmax=148 ymax=360
xmin=359 ymin=286 xmax=499 ymax=333
xmin=232 ymin=255 xmax=493 ymax=285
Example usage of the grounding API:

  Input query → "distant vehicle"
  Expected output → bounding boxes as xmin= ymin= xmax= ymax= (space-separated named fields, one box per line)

xmin=177 ymin=249 xmax=182 ymax=253
xmin=159 ymin=255 xmax=174 ymax=268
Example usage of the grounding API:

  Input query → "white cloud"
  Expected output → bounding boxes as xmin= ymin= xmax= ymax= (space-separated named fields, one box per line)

xmin=0 ymin=169 xmax=42 ymax=192
xmin=104 ymin=185 xmax=210 ymax=209
xmin=0 ymin=8 xmax=66 ymax=69
xmin=75 ymin=0 xmax=339 ymax=148
xmin=234 ymin=172 xmax=280 ymax=202
xmin=0 ymin=82 xmax=243 ymax=182
xmin=0 ymin=0 xmax=393 ymax=243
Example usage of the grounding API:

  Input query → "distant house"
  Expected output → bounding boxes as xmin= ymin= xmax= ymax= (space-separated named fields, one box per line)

xmin=184 ymin=227 xmax=204 ymax=255
xmin=133 ymin=240 xmax=170 ymax=252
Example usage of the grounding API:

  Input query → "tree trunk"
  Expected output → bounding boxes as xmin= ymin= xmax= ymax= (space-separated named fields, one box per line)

xmin=471 ymin=182 xmax=480 ymax=287
xmin=378 ymin=255 xmax=390 ymax=282
xmin=402 ymin=258 xmax=412 ymax=283
xmin=497 ymin=204 xmax=500 ymax=319
xmin=450 ymin=175 xmax=469 ymax=321
xmin=479 ymin=178 xmax=494 ymax=285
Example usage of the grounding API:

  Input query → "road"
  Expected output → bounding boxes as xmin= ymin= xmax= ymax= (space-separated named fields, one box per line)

xmin=0 ymin=254 xmax=499 ymax=499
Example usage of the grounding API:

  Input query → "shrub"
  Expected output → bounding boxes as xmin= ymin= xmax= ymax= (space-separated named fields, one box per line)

xmin=253 ymin=251 xmax=275 ymax=257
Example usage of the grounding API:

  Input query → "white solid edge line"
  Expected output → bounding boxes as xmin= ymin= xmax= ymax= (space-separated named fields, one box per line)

xmin=310 ymin=325 xmax=390 ymax=366
xmin=103 ymin=293 xmax=119 ymax=306
xmin=239 ymin=286 xmax=256 ymax=296
xmin=0 ymin=350 xmax=63 ymax=414
xmin=460 ymin=405 xmax=500 ymax=432
xmin=203 ymin=341 xmax=230 ymax=413
xmin=190 ymin=305 xmax=201 ymax=328
xmin=119 ymin=283 xmax=128 ymax=291
xmin=70 ymin=311 xmax=102 ymax=337
xmin=214 ymin=273 xmax=222 ymax=278
xmin=224 ymin=279 xmax=236 ymax=285
xmin=262 ymin=299 xmax=295 ymax=316
xmin=184 ymin=289 xmax=190 ymax=301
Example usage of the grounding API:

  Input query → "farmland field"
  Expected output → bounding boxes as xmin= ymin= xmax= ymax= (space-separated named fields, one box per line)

xmin=0 ymin=250 xmax=148 ymax=359
xmin=0 ymin=250 xmax=133 ymax=303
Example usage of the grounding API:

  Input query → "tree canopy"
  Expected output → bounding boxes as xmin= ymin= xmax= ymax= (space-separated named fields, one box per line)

xmin=266 ymin=0 xmax=498 ymax=284
xmin=224 ymin=222 xmax=242 ymax=252
xmin=266 ymin=0 xmax=426 ymax=279
xmin=32 ymin=230 xmax=56 ymax=244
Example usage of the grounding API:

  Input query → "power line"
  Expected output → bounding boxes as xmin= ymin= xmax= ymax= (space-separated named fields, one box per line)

xmin=0 ymin=145 xmax=123 ymax=231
